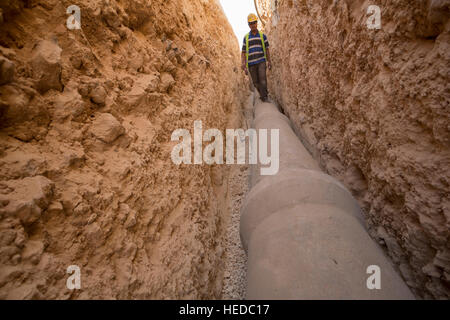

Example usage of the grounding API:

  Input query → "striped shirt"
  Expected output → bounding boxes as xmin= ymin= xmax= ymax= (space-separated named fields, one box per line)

xmin=242 ymin=32 xmax=269 ymax=66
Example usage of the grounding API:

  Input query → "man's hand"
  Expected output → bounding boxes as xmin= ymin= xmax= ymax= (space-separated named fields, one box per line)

xmin=267 ymin=61 xmax=272 ymax=71
xmin=242 ymin=64 xmax=248 ymax=75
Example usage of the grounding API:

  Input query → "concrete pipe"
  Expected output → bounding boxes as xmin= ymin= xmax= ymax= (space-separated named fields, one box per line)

xmin=240 ymin=99 xmax=414 ymax=299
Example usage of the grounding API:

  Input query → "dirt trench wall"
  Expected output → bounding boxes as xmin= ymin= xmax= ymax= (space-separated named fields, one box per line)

xmin=0 ymin=0 xmax=247 ymax=299
xmin=265 ymin=0 xmax=449 ymax=299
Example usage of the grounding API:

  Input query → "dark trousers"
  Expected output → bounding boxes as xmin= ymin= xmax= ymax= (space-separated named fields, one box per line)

xmin=248 ymin=61 xmax=268 ymax=100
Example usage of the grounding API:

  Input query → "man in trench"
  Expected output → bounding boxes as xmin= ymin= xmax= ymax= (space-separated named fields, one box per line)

xmin=241 ymin=13 xmax=272 ymax=102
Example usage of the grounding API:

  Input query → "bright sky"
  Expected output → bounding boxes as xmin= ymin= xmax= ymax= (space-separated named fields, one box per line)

xmin=219 ymin=0 xmax=256 ymax=44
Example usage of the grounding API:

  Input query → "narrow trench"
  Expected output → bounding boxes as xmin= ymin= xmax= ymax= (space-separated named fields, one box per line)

xmin=0 ymin=0 xmax=448 ymax=301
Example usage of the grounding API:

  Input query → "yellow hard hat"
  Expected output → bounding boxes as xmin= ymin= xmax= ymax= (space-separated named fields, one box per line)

xmin=248 ymin=13 xmax=258 ymax=23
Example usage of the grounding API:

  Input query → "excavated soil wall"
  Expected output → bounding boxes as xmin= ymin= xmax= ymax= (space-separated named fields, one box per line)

xmin=0 ymin=0 xmax=248 ymax=299
xmin=265 ymin=0 xmax=449 ymax=299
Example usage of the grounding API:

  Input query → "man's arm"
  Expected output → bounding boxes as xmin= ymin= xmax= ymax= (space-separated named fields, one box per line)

xmin=241 ymin=51 xmax=248 ymax=74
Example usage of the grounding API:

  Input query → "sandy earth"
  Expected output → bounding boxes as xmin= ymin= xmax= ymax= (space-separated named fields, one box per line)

xmin=0 ymin=0 xmax=249 ymax=299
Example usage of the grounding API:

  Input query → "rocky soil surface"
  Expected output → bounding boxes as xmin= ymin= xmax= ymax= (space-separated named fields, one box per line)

xmin=265 ymin=0 xmax=449 ymax=299
xmin=0 ymin=0 xmax=249 ymax=299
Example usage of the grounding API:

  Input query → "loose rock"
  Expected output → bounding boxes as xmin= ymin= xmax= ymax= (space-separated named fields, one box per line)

xmin=159 ymin=72 xmax=175 ymax=92
xmin=90 ymin=113 xmax=125 ymax=143
xmin=0 ymin=176 xmax=54 ymax=226
xmin=90 ymin=85 xmax=107 ymax=106
xmin=30 ymin=39 xmax=63 ymax=93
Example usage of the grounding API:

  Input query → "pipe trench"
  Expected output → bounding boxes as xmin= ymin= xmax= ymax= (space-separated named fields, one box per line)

xmin=240 ymin=96 xmax=415 ymax=299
